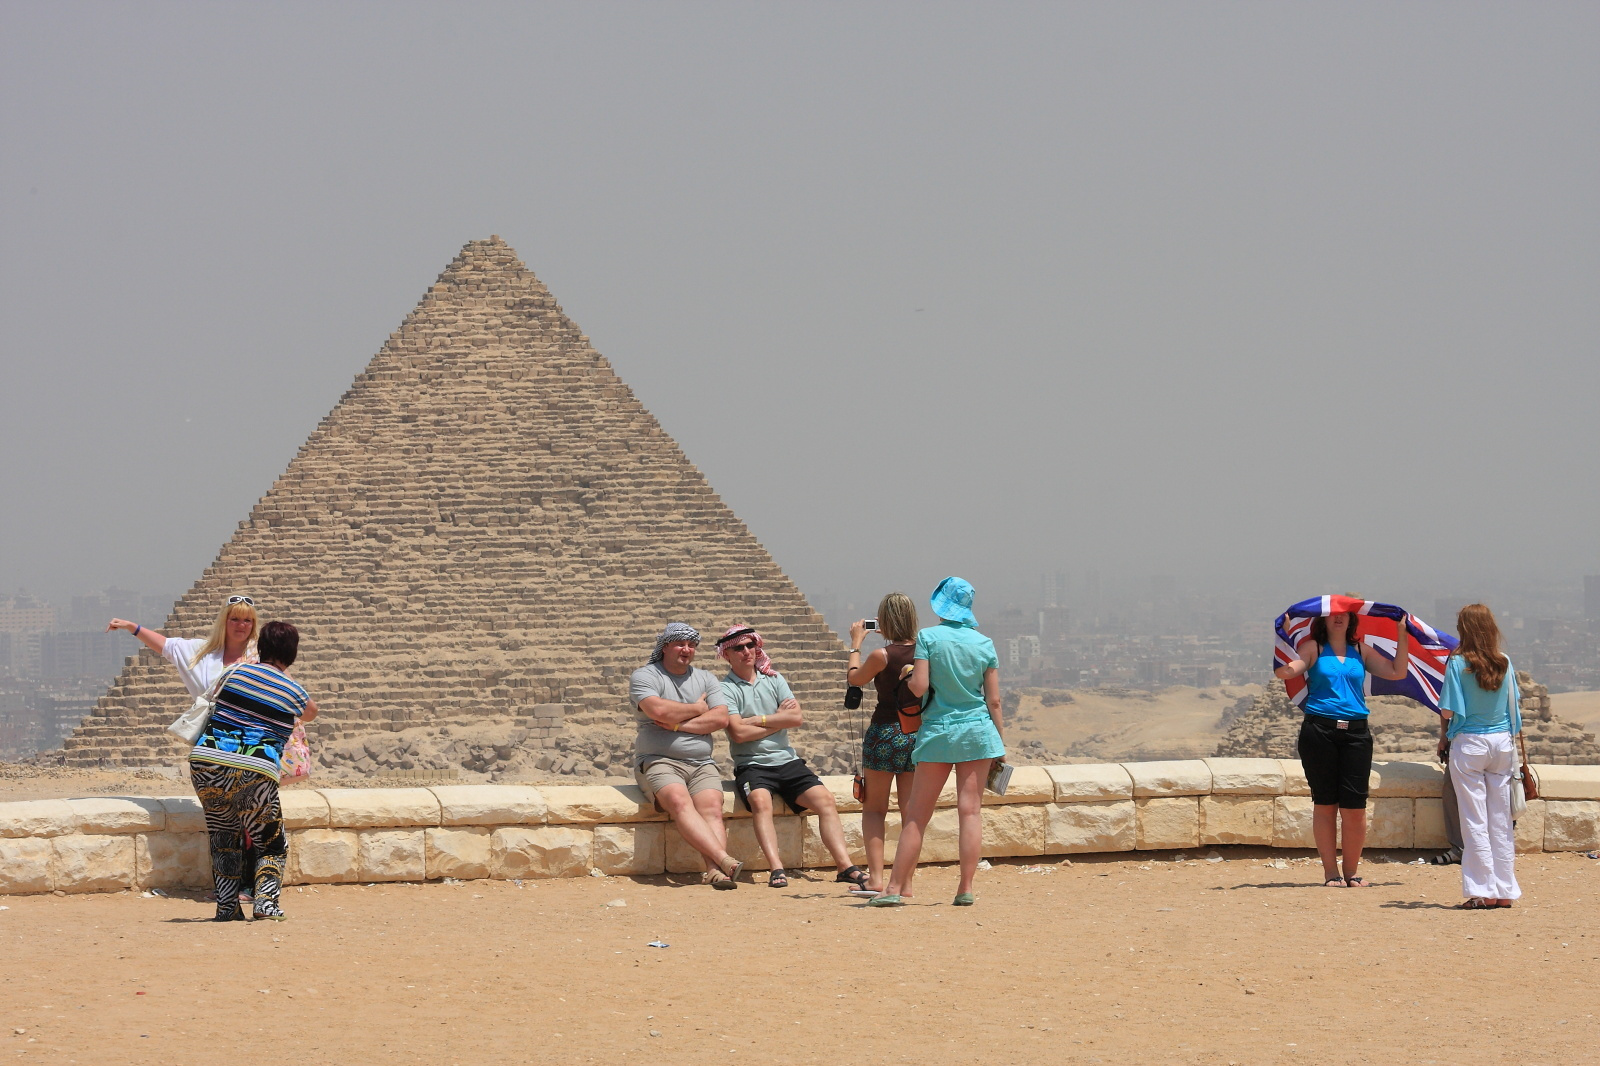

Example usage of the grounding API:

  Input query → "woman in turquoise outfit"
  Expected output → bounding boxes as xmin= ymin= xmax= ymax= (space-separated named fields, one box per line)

xmin=870 ymin=577 xmax=1004 ymax=907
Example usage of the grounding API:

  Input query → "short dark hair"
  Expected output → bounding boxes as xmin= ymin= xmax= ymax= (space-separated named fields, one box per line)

xmin=257 ymin=620 xmax=300 ymax=667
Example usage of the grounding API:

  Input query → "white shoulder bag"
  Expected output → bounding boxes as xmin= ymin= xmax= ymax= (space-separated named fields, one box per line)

xmin=167 ymin=665 xmax=240 ymax=745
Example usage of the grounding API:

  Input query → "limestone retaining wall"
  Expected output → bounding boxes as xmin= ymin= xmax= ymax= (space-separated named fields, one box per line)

xmin=5 ymin=759 xmax=1599 ymax=895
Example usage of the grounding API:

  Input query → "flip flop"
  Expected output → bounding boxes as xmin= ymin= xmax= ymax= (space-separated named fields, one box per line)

xmin=867 ymin=894 xmax=905 ymax=907
xmin=848 ymin=888 xmax=882 ymax=898
xmin=1323 ymin=878 xmax=1346 ymax=888
xmin=1458 ymin=897 xmax=1494 ymax=909
xmin=1344 ymin=876 xmax=1373 ymax=888
xmin=768 ymin=869 xmax=788 ymax=888
xmin=952 ymin=892 xmax=975 ymax=906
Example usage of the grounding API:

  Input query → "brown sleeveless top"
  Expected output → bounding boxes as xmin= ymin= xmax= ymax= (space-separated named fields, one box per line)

xmin=870 ymin=643 xmax=917 ymax=728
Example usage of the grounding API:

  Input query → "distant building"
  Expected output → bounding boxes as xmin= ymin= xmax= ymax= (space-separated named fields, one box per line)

xmin=0 ymin=595 xmax=54 ymax=634
xmin=39 ymin=631 xmax=128 ymax=681
xmin=1007 ymin=635 xmax=1041 ymax=670
xmin=1041 ymin=571 xmax=1068 ymax=608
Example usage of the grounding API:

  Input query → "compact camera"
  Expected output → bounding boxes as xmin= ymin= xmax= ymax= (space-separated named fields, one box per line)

xmin=862 ymin=619 xmax=878 ymax=631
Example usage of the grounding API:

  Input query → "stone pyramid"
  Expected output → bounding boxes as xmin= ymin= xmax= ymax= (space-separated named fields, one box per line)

xmin=63 ymin=237 xmax=853 ymax=773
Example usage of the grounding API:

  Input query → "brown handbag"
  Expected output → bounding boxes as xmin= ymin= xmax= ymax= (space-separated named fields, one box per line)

xmin=1515 ymin=730 xmax=1539 ymax=802
xmin=894 ymin=664 xmax=924 ymax=734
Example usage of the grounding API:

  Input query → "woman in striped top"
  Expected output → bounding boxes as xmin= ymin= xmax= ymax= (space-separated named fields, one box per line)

xmin=191 ymin=620 xmax=318 ymax=921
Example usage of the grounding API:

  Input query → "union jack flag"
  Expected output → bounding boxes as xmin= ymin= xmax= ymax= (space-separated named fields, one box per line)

xmin=1272 ymin=595 xmax=1458 ymax=713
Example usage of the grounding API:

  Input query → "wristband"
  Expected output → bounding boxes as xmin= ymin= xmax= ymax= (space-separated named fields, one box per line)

xmin=133 ymin=625 xmax=142 ymax=637
xmin=671 ymin=722 xmax=680 ymax=732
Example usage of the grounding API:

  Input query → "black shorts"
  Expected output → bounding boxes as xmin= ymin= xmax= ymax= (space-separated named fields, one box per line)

xmin=1297 ymin=715 xmax=1373 ymax=809
xmin=734 ymin=758 xmax=824 ymax=814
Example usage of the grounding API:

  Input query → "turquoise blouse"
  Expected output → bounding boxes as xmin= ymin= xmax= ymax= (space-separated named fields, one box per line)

xmin=1439 ymin=655 xmax=1520 ymax=739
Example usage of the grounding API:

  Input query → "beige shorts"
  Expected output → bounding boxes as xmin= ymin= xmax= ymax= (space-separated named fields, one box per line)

xmin=635 ymin=757 xmax=724 ymax=810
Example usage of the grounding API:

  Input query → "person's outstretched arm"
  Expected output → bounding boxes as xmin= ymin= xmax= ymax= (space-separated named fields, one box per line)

xmin=106 ymin=618 xmax=166 ymax=655
xmin=1275 ymin=639 xmax=1319 ymax=680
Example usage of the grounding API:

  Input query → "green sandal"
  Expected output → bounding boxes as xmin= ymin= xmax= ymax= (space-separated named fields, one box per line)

xmin=953 ymin=892 xmax=975 ymax=906
xmin=867 ymin=894 xmax=905 ymax=907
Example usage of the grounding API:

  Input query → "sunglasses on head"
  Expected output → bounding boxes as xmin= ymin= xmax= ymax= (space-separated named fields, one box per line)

xmin=227 ymin=596 xmax=255 ymax=607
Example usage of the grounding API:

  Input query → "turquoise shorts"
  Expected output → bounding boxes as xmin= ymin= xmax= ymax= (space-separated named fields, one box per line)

xmin=912 ymin=710 xmax=1005 ymax=765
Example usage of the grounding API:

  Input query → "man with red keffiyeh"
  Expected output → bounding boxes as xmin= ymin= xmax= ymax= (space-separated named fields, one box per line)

xmin=715 ymin=624 xmax=868 ymax=892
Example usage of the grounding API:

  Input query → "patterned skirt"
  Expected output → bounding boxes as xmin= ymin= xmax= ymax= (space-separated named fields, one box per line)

xmin=862 ymin=721 xmax=916 ymax=774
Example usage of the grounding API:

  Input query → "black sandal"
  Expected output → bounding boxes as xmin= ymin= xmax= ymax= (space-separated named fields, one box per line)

xmin=837 ymin=865 xmax=869 ymax=889
xmin=768 ymin=869 xmax=788 ymax=888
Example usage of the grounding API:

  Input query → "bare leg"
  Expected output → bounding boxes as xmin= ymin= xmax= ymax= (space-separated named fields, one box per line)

xmin=893 ymin=771 xmax=916 ymax=897
xmin=884 ymin=762 xmax=952 ymax=898
xmin=796 ymin=785 xmax=853 ymax=871
xmin=1339 ymin=807 xmax=1368 ymax=882
xmin=953 ymin=759 xmax=990 ymax=895
xmin=1312 ymin=804 xmax=1342 ymax=884
xmin=861 ymin=769 xmax=895 ymax=890
xmin=746 ymin=789 xmax=783 ymax=872
xmin=657 ymin=784 xmax=733 ymax=872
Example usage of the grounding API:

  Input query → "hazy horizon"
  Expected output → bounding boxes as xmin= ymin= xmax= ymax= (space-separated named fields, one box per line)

xmin=4 ymin=3 xmax=1597 ymax=626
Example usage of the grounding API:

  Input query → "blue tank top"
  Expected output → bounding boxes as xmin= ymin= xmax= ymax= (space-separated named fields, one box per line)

xmin=1303 ymin=643 xmax=1369 ymax=719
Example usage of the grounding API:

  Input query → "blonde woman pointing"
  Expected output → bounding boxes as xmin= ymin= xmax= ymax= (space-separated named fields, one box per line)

xmin=107 ymin=593 xmax=259 ymax=697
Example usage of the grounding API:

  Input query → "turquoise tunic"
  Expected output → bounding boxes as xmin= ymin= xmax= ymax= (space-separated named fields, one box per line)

xmin=911 ymin=621 xmax=1005 ymax=764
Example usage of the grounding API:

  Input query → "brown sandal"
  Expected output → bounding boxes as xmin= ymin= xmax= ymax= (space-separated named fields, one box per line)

xmin=1458 ymin=897 xmax=1495 ymax=909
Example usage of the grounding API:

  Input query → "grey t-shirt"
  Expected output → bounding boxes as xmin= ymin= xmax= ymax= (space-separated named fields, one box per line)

xmin=723 ymin=670 xmax=800 ymax=770
xmin=629 ymin=662 xmax=727 ymax=765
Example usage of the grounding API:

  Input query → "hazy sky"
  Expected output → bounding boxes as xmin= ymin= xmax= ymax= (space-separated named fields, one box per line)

xmin=3 ymin=3 xmax=1596 ymax=621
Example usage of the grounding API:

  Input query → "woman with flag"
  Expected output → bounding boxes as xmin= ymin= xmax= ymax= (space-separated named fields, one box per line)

xmin=1274 ymin=604 xmax=1409 ymax=888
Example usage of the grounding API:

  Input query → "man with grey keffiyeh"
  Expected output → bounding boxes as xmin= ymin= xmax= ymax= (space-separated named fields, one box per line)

xmin=628 ymin=622 xmax=746 ymax=889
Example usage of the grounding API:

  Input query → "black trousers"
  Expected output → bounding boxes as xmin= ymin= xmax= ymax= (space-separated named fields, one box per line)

xmin=1297 ymin=715 xmax=1373 ymax=809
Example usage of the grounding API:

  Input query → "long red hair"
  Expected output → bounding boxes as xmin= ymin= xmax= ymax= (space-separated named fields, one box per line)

xmin=1454 ymin=603 xmax=1509 ymax=691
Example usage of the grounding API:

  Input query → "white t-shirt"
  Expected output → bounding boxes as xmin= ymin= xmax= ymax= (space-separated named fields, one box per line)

xmin=161 ymin=636 xmax=251 ymax=697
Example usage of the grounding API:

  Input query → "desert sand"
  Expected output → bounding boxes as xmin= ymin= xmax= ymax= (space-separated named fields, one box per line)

xmin=1551 ymin=690 xmax=1600 ymax=736
xmin=3 ymin=848 xmax=1596 ymax=1065
xmin=1010 ymin=685 xmax=1259 ymax=762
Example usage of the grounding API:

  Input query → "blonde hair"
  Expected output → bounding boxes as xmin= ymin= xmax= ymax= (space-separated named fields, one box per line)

xmin=189 ymin=597 xmax=259 ymax=668
xmin=876 ymin=592 xmax=919 ymax=643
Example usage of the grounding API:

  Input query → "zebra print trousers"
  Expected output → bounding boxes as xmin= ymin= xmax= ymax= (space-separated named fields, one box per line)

xmin=190 ymin=762 xmax=286 ymax=918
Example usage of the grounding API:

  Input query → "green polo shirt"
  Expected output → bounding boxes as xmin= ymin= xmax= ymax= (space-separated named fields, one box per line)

xmin=722 ymin=669 xmax=800 ymax=770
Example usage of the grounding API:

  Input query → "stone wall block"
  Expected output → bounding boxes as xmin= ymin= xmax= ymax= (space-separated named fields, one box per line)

xmin=424 ymin=827 xmax=492 ymax=880
xmin=1136 ymin=797 xmax=1200 ymax=849
xmin=725 ymin=816 xmax=803 ymax=872
xmin=1200 ymin=796 xmax=1274 ymax=846
xmin=0 ymin=799 xmax=79 ymax=838
xmin=1044 ymin=800 xmax=1135 ymax=855
xmin=136 ymin=832 xmax=211 ymax=889
xmin=1514 ymin=799 xmax=1544 ymax=854
xmin=0 ymin=837 xmax=54 ymax=894
xmin=1047 ymin=764 xmax=1133 ymax=801
xmin=359 ymin=829 xmax=427 ymax=881
xmin=429 ymin=785 xmax=547 ymax=826
xmin=1413 ymin=798 xmax=1449 ymax=850
xmin=1543 ymin=800 xmax=1600 ymax=851
xmin=1276 ymin=760 xmax=1311 ymax=798
xmin=818 ymin=775 xmax=862 ymax=814
xmin=289 ymin=828 xmax=360 ymax=883
xmin=1530 ymin=765 xmax=1600 ymax=801
xmin=158 ymin=796 xmax=206 ymax=834
xmin=1203 ymin=758 xmax=1285 ymax=796
xmin=50 ymin=835 xmax=136 ymax=893
xmin=982 ymin=766 xmax=1055 ymax=805
xmin=1367 ymin=798 xmax=1414 ymax=848
xmin=917 ymin=808 xmax=962 ymax=862
xmin=280 ymin=790 xmax=331 ymax=829
xmin=64 ymin=797 xmax=165 ymax=834
xmin=318 ymin=788 xmax=440 ymax=828
xmin=1273 ymin=797 xmax=1315 ymax=848
xmin=980 ymin=804 xmax=1046 ymax=856
xmin=593 ymin=824 xmax=665 ymax=876
xmin=491 ymin=826 xmax=593 ymax=878
xmin=1370 ymin=762 xmax=1445 ymax=799
xmin=803 ymin=811 xmax=898 ymax=869
xmin=542 ymin=785 xmax=662 ymax=825
xmin=1127 ymin=761 xmax=1212 ymax=798
xmin=662 ymin=826 xmax=704 ymax=874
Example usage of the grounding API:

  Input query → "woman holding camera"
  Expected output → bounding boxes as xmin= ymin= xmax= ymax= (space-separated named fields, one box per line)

xmin=847 ymin=592 xmax=921 ymax=894
xmin=870 ymin=577 xmax=1004 ymax=907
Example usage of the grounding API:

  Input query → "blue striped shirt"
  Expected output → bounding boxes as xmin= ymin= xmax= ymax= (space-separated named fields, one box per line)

xmin=191 ymin=663 xmax=309 ymax=780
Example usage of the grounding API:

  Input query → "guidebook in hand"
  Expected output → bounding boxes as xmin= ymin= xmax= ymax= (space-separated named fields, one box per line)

xmin=986 ymin=759 xmax=1013 ymax=796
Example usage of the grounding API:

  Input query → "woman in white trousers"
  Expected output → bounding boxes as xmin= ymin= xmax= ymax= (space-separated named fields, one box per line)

xmin=1437 ymin=603 xmax=1521 ymax=909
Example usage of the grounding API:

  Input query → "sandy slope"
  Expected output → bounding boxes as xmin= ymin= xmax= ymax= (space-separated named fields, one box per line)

xmin=1 ymin=850 xmax=1596 ymax=1065
xmin=1550 ymin=690 xmax=1600 ymax=735
xmin=1010 ymin=685 xmax=1261 ymax=761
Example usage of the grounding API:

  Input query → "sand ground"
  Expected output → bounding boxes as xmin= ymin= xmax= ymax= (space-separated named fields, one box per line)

xmin=1011 ymin=685 xmax=1258 ymax=761
xmin=1550 ymin=690 xmax=1600 ymax=736
xmin=3 ymin=849 xmax=1597 ymax=1066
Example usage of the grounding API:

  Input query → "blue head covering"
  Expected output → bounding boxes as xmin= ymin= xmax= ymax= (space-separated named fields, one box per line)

xmin=929 ymin=576 xmax=978 ymax=626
